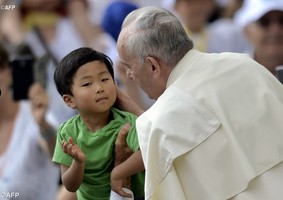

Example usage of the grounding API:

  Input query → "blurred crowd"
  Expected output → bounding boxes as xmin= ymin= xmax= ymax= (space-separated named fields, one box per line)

xmin=0 ymin=0 xmax=282 ymax=199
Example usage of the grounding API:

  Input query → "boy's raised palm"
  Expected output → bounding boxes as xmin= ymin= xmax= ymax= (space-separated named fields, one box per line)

xmin=62 ymin=137 xmax=86 ymax=163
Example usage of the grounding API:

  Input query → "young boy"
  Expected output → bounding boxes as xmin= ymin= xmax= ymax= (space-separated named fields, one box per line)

xmin=52 ymin=47 xmax=145 ymax=200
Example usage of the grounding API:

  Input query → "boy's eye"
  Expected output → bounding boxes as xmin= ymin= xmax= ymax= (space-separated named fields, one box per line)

xmin=82 ymin=82 xmax=92 ymax=87
xmin=101 ymin=78 xmax=110 ymax=82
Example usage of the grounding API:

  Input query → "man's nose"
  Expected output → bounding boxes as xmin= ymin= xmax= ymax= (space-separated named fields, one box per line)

xmin=126 ymin=69 xmax=134 ymax=80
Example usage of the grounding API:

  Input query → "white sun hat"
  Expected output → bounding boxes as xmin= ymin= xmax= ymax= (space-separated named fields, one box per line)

xmin=234 ymin=0 xmax=283 ymax=28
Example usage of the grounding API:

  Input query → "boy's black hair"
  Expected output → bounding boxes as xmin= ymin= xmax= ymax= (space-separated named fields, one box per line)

xmin=54 ymin=47 xmax=114 ymax=96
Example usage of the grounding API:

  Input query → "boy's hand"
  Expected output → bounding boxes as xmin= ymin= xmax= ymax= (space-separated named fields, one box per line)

xmin=62 ymin=137 xmax=86 ymax=163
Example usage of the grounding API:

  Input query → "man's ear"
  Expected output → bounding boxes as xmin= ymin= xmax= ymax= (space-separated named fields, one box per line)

xmin=145 ymin=56 xmax=161 ymax=79
xmin=63 ymin=94 xmax=76 ymax=109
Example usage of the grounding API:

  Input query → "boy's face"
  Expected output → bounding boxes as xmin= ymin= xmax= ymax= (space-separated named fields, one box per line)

xmin=64 ymin=61 xmax=116 ymax=115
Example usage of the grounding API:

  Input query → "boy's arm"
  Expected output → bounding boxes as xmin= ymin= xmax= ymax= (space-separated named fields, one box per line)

xmin=61 ymin=137 xmax=86 ymax=192
xmin=111 ymin=150 xmax=144 ymax=197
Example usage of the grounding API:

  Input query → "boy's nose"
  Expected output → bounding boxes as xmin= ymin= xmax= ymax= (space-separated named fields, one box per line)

xmin=95 ymin=84 xmax=104 ymax=93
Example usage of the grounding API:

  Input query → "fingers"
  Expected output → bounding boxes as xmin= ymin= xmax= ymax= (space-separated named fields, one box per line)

xmin=68 ymin=137 xmax=75 ymax=145
xmin=62 ymin=137 xmax=75 ymax=154
xmin=115 ymin=123 xmax=131 ymax=146
xmin=61 ymin=137 xmax=86 ymax=162
xmin=116 ymin=188 xmax=133 ymax=198
xmin=122 ymin=177 xmax=131 ymax=188
xmin=62 ymin=139 xmax=71 ymax=153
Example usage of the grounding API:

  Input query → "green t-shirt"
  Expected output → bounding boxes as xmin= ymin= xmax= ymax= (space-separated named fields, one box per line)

xmin=52 ymin=108 xmax=145 ymax=200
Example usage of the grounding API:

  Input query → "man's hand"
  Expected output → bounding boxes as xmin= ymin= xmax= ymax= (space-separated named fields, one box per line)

xmin=115 ymin=86 xmax=144 ymax=116
xmin=114 ymin=123 xmax=134 ymax=189
xmin=115 ymin=123 xmax=133 ymax=166
xmin=111 ymin=167 xmax=133 ymax=198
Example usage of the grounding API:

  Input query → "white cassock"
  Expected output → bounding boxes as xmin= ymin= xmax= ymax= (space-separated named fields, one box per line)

xmin=136 ymin=50 xmax=283 ymax=200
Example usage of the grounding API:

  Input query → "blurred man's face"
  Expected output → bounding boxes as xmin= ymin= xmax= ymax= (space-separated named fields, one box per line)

xmin=245 ymin=11 xmax=283 ymax=59
xmin=174 ymin=0 xmax=215 ymax=32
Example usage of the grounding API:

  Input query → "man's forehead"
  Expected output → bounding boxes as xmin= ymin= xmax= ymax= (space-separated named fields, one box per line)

xmin=117 ymin=27 xmax=134 ymax=50
xmin=120 ymin=23 xmax=137 ymax=37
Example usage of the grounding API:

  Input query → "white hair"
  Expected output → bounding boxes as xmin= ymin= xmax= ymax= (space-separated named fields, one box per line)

xmin=120 ymin=6 xmax=194 ymax=67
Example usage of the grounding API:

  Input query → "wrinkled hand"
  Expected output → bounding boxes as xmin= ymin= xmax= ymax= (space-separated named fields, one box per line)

xmin=114 ymin=123 xmax=133 ymax=189
xmin=111 ymin=167 xmax=133 ymax=198
xmin=62 ymin=137 xmax=86 ymax=163
xmin=115 ymin=123 xmax=133 ymax=166
xmin=28 ymin=83 xmax=49 ymax=126
xmin=115 ymin=86 xmax=144 ymax=116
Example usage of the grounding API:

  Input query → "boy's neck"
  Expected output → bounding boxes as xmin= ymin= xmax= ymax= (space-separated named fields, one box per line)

xmin=81 ymin=110 xmax=113 ymax=132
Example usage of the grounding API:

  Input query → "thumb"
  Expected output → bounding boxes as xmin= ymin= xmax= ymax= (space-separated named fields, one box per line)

xmin=68 ymin=137 xmax=75 ymax=145
xmin=116 ymin=123 xmax=131 ymax=145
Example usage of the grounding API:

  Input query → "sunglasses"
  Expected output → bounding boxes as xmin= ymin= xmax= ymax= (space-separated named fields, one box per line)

xmin=257 ymin=16 xmax=283 ymax=28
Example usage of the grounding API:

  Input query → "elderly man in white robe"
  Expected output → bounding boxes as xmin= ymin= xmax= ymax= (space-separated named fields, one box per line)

xmin=115 ymin=6 xmax=283 ymax=200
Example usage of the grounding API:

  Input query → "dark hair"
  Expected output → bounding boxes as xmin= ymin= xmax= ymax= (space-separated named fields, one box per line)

xmin=54 ymin=47 xmax=114 ymax=96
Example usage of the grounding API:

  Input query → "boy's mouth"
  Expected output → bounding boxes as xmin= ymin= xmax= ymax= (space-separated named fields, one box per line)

xmin=96 ymin=96 xmax=108 ymax=102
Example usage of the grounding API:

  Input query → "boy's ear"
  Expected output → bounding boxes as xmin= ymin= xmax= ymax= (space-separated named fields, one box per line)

xmin=63 ymin=94 xmax=76 ymax=109
xmin=145 ymin=56 xmax=161 ymax=79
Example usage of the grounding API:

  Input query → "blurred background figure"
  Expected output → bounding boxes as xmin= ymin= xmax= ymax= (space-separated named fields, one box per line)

xmin=162 ymin=0 xmax=246 ymax=53
xmin=213 ymin=0 xmax=243 ymax=19
xmin=87 ymin=0 xmax=164 ymax=26
xmin=0 ymin=42 xmax=60 ymax=200
xmin=234 ymin=0 xmax=283 ymax=76
xmin=102 ymin=1 xmax=139 ymax=42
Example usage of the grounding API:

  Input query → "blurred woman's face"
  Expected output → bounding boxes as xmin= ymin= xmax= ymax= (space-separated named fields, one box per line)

xmin=245 ymin=11 xmax=283 ymax=60
xmin=22 ymin=0 xmax=61 ymax=11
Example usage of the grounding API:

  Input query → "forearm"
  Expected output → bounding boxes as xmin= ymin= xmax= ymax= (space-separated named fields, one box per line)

xmin=62 ymin=160 xmax=85 ymax=192
xmin=67 ymin=0 xmax=102 ymax=46
xmin=112 ymin=150 xmax=144 ymax=179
